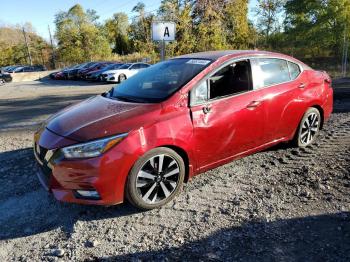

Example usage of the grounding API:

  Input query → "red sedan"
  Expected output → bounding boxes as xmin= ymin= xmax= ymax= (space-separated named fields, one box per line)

xmin=34 ymin=50 xmax=333 ymax=209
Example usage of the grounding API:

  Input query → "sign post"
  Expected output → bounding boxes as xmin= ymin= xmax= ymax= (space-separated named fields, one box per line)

xmin=152 ymin=22 xmax=176 ymax=61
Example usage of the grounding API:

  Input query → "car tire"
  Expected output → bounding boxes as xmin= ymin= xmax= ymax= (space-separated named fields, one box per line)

xmin=294 ymin=107 xmax=321 ymax=147
xmin=0 ymin=79 xmax=4 ymax=85
xmin=118 ymin=74 xmax=127 ymax=83
xmin=126 ymin=147 xmax=185 ymax=210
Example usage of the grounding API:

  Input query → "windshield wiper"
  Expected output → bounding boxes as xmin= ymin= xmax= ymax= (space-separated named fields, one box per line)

xmin=114 ymin=95 xmax=143 ymax=103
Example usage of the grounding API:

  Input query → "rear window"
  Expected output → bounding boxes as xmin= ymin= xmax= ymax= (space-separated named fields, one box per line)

xmin=288 ymin=61 xmax=301 ymax=80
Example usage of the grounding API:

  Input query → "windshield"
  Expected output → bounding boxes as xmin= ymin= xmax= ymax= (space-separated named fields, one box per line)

xmin=111 ymin=58 xmax=212 ymax=103
xmin=119 ymin=63 xmax=131 ymax=69
xmin=105 ymin=63 xmax=122 ymax=70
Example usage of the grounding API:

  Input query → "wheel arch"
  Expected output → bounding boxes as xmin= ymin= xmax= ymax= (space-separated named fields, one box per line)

xmin=310 ymin=104 xmax=324 ymax=129
xmin=159 ymin=145 xmax=191 ymax=183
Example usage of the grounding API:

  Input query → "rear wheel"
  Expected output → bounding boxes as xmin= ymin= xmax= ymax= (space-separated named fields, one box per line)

xmin=0 ymin=79 xmax=5 ymax=85
xmin=294 ymin=107 xmax=321 ymax=147
xmin=118 ymin=74 xmax=126 ymax=83
xmin=126 ymin=147 xmax=185 ymax=210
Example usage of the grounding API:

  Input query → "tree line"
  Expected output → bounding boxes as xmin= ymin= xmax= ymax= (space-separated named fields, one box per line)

xmin=1 ymin=0 xmax=349 ymax=76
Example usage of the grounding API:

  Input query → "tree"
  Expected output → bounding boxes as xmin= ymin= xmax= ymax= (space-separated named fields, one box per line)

xmin=0 ymin=24 xmax=50 ymax=67
xmin=192 ymin=0 xmax=227 ymax=51
xmin=158 ymin=0 xmax=195 ymax=55
xmin=255 ymin=0 xmax=285 ymax=42
xmin=105 ymin=12 xmax=130 ymax=55
xmin=54 ymin=4 xmax=111 ymax=64
xmin=284 ymin=0 xmax=350 ymax=58
xmin=129 ymin=2 xmax=155 ymax=53
xmin=224 ymin=0 xmax=250 ymax=49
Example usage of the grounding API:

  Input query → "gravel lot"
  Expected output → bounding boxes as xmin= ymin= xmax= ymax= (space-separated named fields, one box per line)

xmin=0 ymin=80 xmax=349 ymax=261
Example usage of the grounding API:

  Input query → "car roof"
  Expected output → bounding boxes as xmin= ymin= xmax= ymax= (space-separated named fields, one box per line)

xmin=175 ymin=50 xmax=292 ymax=61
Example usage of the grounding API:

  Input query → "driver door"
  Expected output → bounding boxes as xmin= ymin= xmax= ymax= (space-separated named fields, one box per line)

xmin=190 ymin=59 xmax=266 ymax=171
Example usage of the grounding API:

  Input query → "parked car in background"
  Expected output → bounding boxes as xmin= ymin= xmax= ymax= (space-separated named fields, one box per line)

xmin=33 ymin=50 xmax=333 ymax=209
xmin=64 ymin=62 xmax=95 ymax=80
xmin=5 ymin=65 xmax=24 ymax=73
xmin=77 ymin=62 xmax=113 ymax=80
xmin=10 ymin=65 xmax=47 ymax=73
xmin=86 ymin=63 xmax=124 ymax=81
xmin=0 ymin=71 xmax=12 ymax=84
xmin=32 ymin=65 xmax=47 ymax=71
xmin=1 ymin=65 xmax=15 ymax=72
xmin=101 ymin=63 xmax=150 ymax=83
xmin=4 ymin=65 xmax=19 ymax=73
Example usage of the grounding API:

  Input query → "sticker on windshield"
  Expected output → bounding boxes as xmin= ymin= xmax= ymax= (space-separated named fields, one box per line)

xmin=186 ymin=59 xmax=211 ymax=65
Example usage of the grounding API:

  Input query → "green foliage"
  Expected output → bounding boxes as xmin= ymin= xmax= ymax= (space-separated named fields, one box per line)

xmin=128 ymin=2 xmax=156 ymax=54
xmin=284 ymin=0 xmax=350 ymax=58
xmin=224 ymin=0 xmax=250 ymax=49
xmin=105 ymin=12 xmax=130 ymax=55
xmin=0 ymin=24 xmax=51 ymax=67
xmin=192 ymin=0 xmax=227 ymax=51
xmin=158 ymin=0 xmax=195 ymax=55
xmin=255 ymin=0 xmax=285 ymax=39
xmin=54 ymin=4 xmax=111 ymax=64
xmin=2 ymin=0 xmax=348 ymax=75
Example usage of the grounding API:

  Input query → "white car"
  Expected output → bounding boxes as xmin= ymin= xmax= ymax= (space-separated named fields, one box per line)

xmin=101 ymin=63 xmax=150 ymax=83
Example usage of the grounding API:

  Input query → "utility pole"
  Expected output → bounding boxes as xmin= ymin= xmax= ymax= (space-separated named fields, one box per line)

xmin=22 ymin=27 xmax=33 ymax=66
xmin=160 ymin=40 xmax=165 ymax=61
xmin=342 ymin=24 xmax=349 ymax=77
xmin=48 ymin=25 xmax=56 ymax=69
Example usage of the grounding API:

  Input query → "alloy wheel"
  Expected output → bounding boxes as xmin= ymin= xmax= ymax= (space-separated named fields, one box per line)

xmin=300 ymin=112 xmax=319 ymax=145
xmin=136 ymin=154 xmax=180 ymax=204
xmin=119 ymin=74 xmax=126 ymax=82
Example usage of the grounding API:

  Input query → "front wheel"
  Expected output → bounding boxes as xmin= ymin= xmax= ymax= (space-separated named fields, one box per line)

xmin=294 ymin=107 xmax=321 ymax=147
xmin=118 ymin=74 xmax=126 ymax=83
xmin=126 ymin=147 xmax=185 ymax=210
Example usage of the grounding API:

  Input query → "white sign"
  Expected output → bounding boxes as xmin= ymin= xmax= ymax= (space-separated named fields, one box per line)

xmin=152 ymin=22 xmax=176 ymax=41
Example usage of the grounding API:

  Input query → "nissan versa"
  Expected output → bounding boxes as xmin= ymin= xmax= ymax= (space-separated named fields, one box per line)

xmin=34 ymin=50 xmax=333 ymax=209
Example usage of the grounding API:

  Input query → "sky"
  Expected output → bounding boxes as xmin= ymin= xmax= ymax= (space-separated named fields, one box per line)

xmin=0 ymin=0 xmax=258 ymax=41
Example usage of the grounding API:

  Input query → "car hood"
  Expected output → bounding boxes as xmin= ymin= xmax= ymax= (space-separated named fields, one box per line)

xmin=46 ymin=95 xmax=161 ymax=142
xmin=103 ymin=69 xmax=127 ymax=74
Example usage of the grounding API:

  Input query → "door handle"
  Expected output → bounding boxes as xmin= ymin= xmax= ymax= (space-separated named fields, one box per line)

xmin=203 ymin=105 xmax=212 ymax=114
xmin=246 ymin=100 xmax=262 ymax=110
xmin=298 ymin=83 xmax=306 ymax=88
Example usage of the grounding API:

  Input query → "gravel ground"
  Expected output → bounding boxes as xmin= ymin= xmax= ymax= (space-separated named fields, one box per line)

xmin=0 ymin=80 xmax=349 ymax=261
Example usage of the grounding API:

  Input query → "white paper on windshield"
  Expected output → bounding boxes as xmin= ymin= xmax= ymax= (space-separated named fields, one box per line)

xmin=186 ymin=59 xmax=211 ymax=65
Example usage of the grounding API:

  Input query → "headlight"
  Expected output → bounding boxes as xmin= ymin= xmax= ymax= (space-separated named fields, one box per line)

xmin=61 ymin=133 xmax=127 ymax=159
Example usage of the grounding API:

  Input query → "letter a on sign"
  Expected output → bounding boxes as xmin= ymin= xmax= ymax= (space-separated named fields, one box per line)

xmin=164 ymin=27 xmax=170 ymax=37
xmin=152 ymin=22 xmax=175 ymax=41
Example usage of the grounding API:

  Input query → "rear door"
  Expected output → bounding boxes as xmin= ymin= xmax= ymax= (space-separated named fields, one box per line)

xmin=190 ymin=59 xmax=266 ymax=170
xmin=251 ymin=58 xmax=308 ymax=141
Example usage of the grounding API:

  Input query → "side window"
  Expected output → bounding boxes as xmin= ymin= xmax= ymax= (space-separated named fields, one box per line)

xmin=131 ymin=64 xmax=140 ymax=70
xmin=209 ymin=60 xmax=252 ymax=99
xmin=288 ymin=61 xmax=301 ymax=80
xmin=259 ymin=58 xmax=291 ymax=86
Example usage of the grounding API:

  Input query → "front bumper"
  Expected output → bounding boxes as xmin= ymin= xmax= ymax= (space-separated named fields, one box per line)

xmin=33 ymin=128 xmax=136 ymax=205
xmin=101 ymin=74 xmax=116 ymax=82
